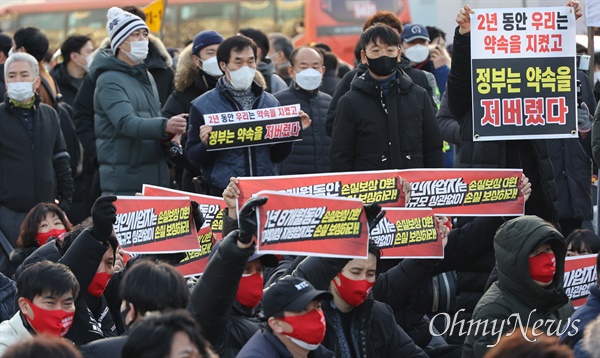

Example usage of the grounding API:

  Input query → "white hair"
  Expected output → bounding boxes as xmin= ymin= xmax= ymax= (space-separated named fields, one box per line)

xmin=4 ymin=52 xmax=39 ymax=79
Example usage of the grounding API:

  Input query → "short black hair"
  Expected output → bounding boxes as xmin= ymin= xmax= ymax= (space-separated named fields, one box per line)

xmin=426 ymin=26 xmax=446 ymax=42
xmin=566 ymin=229 xmax=600 ymax=255
xmin=323 ymin=52 xmax=339 ymax=72
xmin=289 ymin=46 xmax=324 ymax=67
xmin=216 ymin=35 xmax=257 ymax=67
xmin=238 ymin=28 xmax=269 ymax=59
xmin=17 ymin=260 xmax=79 ymax=302
xmin=122 ymin=310 xmax=215 ymax=358
xmin=120 ymin=259 xmax=189 ymax=315
xmin=360 ymin=23 xmax=400 ymax=51
xmin=121 ymin=5 xmax=146 ymax=21
xmin=0 ymin=33 xmax=12 ymax=57
xmin=14 ymin=27 xmax=49 ymax=62
xmin=60 ymin=35 xmax=91 ymax=65
xmin=269 ymin=33 xmax=293 ymax=60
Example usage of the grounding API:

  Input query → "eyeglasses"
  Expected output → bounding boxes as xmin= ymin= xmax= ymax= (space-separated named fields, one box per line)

xmin=366 ymin=47 xmax=399 ymax=58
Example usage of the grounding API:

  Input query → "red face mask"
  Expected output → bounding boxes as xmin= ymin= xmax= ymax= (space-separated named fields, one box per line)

xmin=23 ymin=298 xmax=75 ymax=337
xmin=87 ymin=272 xmax=112 ymax=297
xmin=36 ymin=228 xmax=67 ymax=246
xmin=236 ymin=272 xmax=263 ymax=308
xmin=529 ymin=252 xmax=556 ymax=284
xmin=281 ymin=308 xmax=327 ymax=347
xmin=333 ymin=272 xmax=374 ymax=307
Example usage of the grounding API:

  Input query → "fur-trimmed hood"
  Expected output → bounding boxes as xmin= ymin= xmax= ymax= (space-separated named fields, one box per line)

xmin=174 ymin=43 xmax=198 ymax=92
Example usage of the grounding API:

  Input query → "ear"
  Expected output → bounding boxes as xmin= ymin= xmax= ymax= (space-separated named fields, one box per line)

xmin=32 ymin=76 xmax=41 ymax=91
xmin=219 ymin=61 xmax=227 ymax=73
xmin=267 ymin=317 xmax=285 ymax=334
xmin=70 ymin=52 xmax=79 ymax=63
xmin=287 ymin=64 xmax=294 ymax=78
xmin=18 ymin=297 xmax=33 ymax=319
xmin=360 ymin=50 xmax=368 ymax=65
xmin=320 ymin=65 xmax=325 ymax=76
xmin=192 ymin=55 xmax=202 ymax=69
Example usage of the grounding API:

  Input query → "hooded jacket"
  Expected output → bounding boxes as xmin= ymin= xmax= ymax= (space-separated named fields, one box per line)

xmin=258 ymin=58 xmax=287 ymax=94
xmin=462 ymin=216 xmax=574 ymax=358
xmin=49 ymin=62 xmax=83 ymax=107
xmin=91 ymin=49 xmax=171 ymax=195
xmin=330 ymin=70 xmax=442 ymax=171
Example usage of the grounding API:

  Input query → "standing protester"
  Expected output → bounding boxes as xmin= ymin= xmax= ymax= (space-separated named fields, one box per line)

xmin=237 ymin=275 xmax=334 ymax=357
xmin=50 ymin=35 xmax=94 ymax=106
xmin=267 ymin=33 xmax=294 ymax=86
xmin=238 ymin=28 xmax=287 ymax=94
xmin=275 ymin=46 xmax=332 ymax=175
xmin=0 ymin=261 xmax=79 ymax=355
xmin=0 ymin=33 xmax=12 ymax=98
xmin=330 ymin=24 xmax=442 ymax=172
xmin=0 ymin=52 xmax=73 ymax=277
xmin=92 ymin=7 xmax=187 ymax=195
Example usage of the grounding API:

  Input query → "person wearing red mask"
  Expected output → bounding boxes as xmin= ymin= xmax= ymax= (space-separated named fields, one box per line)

xmin=462 ymin=215 xmax=574 ymax=358
xmin=238 ymin=275 xmax=334 ymax=357
xmin=10 ymin=202 xmax=72 ymax=274
xmin=0 ymin=260 xmax=79 ymax=355
xmin=188 ymin=196 xmax=278 ymax=358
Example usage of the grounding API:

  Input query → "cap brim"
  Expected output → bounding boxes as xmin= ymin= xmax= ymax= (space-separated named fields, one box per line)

xmin=249 ymin=252 xmax=279 ymax=267
xmin=404 ymin=35 xmax=430 ymax=42
xmin=284 ymin=289 xmax=333 ymax=312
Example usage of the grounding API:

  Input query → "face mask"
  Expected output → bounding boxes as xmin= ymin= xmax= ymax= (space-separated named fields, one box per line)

xmin=120 ymin=303 xmax=135 ymax=331
xmin=23 ymin=298 xmax=75 ymax=337
xmin=236 ymin=272 xmax=263 ymax=308
xmin=88 ymin=271 xmax=112 ymax=297
xmin=366 ymin=55 xmax=397 ymax=77
xmin=36 ymin=228 xmax=67 ymax=246
xmin=281 ymin=308 xmax=327 ymax=350
xmin=7 ymin=81 xmax=35 ymax=102
xmin=124 ymin=40 xmax=149 ymax=63
xmin=404 ymin=44 xmax=429 ymax=64
xmin=78 ymin=54 xmax=93 ymax=72
xmin=528 ymin=251 xmax=556 ymax=284
xmin=594 ymin=71 xmax=600 ymax=85
xmin=333 ymin=272 xmax=374 ymax=307
xmin=227 ymin=65 xmax=256 ymax=91
xmin=202 ymin=56 xmax=223 ymax=77
xmin=295 ymin=68 xmax=322 ymax=91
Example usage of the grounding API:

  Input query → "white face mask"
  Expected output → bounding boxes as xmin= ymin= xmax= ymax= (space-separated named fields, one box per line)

xmin=77 ymin=54 xmax=93 ymax=72
xmin=202 ymin=56 xmax=223 ymax=77
xmin=594 ymin=71 xmax=600 ymax=85
xmin=124 ymin=40 xmax=149 ymax=63
xmin=7 ymin=80 xmax=36 ymax=101
xmin=404 ymin=44 xmax=429 ymax=64
xmin=295 ymin=68 xmax=322 ymax=91
xmin=227 ymin=65 xmax=256 ymax=90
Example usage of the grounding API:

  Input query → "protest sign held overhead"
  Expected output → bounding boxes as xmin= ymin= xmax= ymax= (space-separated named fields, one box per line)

xmin=175 ymin=225 xmax=214 ymax=277
xmin=113 ymin=196 xmax=200 ymax=254
xmin=400 ymin=169 xmax=524 ymax=216
xmin=255 ymin=191 xmax=370 ymax=258
xmin=470 ymin=7 xmax=577 ymax=141
xmin=204 ymin=104 xmax=303 ymax=150
xmin=237 ymin=170 xmax=406 ymax=210
xmin=564 ymin=254 xmax=598 ymax=308
xmin=371 ymin=208 xmax=443 ymax=259
xmin=142 ymin=184 xmax=225 ymax=240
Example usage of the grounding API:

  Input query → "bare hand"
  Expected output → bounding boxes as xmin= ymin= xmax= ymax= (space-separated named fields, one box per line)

xmin=399 ymin=177 xmax=411 ymax=203
xmin=430 ymin=45 xmax=450 ymax=69
xmin=435 ymin=216 xmax=451 ymax=248
xmin=520 ymin=174 xmax=532 ymax=203
xmin=456 ymin=4 xmax=475 ymax=35
xmin=199 ymin=125 xmax=213 ymax=145
xmin=166 ymin=115 xmax=187 ymax=136
xmin=299 ymin=110 xmax=312 ymax=130
xmin=223 ymin=177 xmax=240 ymax=219
xmin=114 ymin=248 xmax=126 ymax=272
xmin=565 ymin=0 xmax=583 ymax=20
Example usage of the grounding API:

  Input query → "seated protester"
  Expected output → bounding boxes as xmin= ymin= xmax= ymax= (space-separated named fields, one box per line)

xmin=565 ymin=229 xmax=600 ymax=257
xmin=188 ymin=197 xmax=278 ymax=358
xmin=462 ymin=216 xmax=574 ymax=358
xmin=238 ymin=275 xmax=334 ymax=358
xmin=559 ymin=252 xmax=600 ymax=348
xmin=10 ymin=203 xmax=72 ymax=274
xmin=121 ymin=310 xmax=217 ymax=358
xmin=79 ymin=259 xmax=190 ymax=358
xmin=291 ymin=240 xmax=428 ymax=357
xmin=0 ymin=261 xmax=79 ymax=355
xmin=2 ymin=334 xmax=83 ymax=358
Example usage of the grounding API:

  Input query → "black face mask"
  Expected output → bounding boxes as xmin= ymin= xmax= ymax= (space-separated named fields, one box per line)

xmin=366 ymin=55 xmax=397 ymax=77
xmin=121 ymin=303 xmax=135 ymax=332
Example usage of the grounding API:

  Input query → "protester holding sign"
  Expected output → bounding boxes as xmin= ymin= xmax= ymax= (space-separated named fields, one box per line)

xmin=186 ymin=35 xmax=311 ymax=197
xmin=330 ymin=24 xmax=443 ymax=172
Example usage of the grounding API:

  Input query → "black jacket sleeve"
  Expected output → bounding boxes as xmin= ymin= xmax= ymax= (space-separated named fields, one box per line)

xmin=291 ymin=256 xmax=349 ymax=291
xmin=185 ymin=105 xmax=215 ymax=167
xmin=437 ymin=91 xmax=461 ymax=145
xmin=373 ymin=259 xmax=438 ymax=307
xmin=58 ymin=229 xmax=109 ymax=294
xmin=421 ymin=93 xmax=444 ymax=168
xmin=187 ymin=230 xmax=254 ymax=352
xmin=72 ymin=75 xmax=98 ymax=173
xmin=221 ymin=208 xmax=238 ymax=237
xmin=329 ymin=94 xmax=357 ymax=172
xmin=52 ymin=112 xmax=74 ymax=203
xmin=325 ymin=69 xmax=357 ymax=137
xmin=446 ymin=27 xmax=472 ymax=120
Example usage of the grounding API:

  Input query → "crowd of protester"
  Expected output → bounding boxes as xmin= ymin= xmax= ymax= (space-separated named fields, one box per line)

xmin=1 ymin=1 xmax=600 ymax=357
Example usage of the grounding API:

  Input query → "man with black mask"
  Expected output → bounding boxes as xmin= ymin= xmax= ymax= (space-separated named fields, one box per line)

xmin=330 ymin=24 xmax=442 ymax=172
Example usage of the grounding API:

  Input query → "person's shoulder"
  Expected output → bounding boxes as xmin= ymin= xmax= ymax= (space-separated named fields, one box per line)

xmin=260 ymin=91 xmax=280 ymax=107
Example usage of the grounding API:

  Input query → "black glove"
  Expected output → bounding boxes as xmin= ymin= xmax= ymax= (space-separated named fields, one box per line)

xmin=90 ymin=195 xmax=118 ymax=241
xmin=191 ymin=201 xmax=205 ymax=232
xmin=238 ymin=196 xmax=268 ymax=244
xmin=364 ymin=203 xmax=385 ymax=231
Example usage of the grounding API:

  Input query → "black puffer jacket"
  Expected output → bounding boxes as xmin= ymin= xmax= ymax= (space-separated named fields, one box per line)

xmin=0 ymin=273 xmax=16 ymax=322
xmin=49 ymin=62 xmax=82 ymax=107
xmin=325 ymin=60 xmax=435 ymax=137
xmin=274 ymin=83 xmax=332 ymax=174
xmin=330 ymin=70 xmax=442 ymax=171
xmin=447 ymin=27 xmax=559 ymax=225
